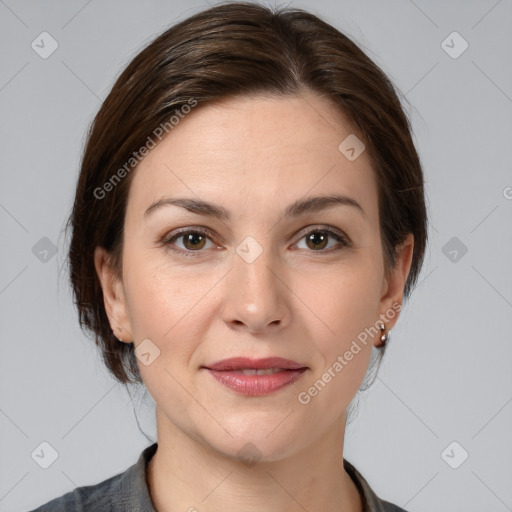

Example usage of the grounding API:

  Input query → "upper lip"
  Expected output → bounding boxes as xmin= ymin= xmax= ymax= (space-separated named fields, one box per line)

xmin=203 ymin=357 xmax=307 ymax=371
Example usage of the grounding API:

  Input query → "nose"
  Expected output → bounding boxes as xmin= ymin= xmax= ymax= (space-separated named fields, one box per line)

xmin=221 ymin=241 xmax=291 ymax=334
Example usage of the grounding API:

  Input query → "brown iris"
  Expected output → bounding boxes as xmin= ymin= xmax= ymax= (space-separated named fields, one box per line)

xmin=306 ymin=231 xmax=328 ymax=250
xmin=183 ymin=232 xmax=207 ymax=250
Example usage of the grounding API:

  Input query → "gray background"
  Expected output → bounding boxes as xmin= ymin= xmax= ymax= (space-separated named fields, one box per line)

xmin=1 ymin=0 xmax=511 ymax=511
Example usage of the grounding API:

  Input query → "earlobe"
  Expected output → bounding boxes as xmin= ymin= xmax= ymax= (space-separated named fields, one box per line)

xmin=93 ymin=246 xmax=133 ymax=343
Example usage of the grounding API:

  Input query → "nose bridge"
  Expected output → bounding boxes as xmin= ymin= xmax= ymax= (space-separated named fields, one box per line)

xmin=234 ymin=234 xmax=279 ymax=301
xmin=222 ymin=234 xmax=289 ymax=331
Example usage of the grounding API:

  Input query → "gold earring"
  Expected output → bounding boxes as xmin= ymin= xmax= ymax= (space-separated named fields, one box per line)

xmin=376 ymin=322 xmax=390 ymax=348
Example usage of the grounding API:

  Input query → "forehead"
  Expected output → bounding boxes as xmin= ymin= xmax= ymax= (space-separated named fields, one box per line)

xmin=126 ymin=91 xmax=378 ymax=223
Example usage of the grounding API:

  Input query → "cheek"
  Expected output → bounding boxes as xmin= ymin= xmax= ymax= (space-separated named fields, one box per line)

xmin=123 ymin=249 xmax=209 ymax=338
xmin=121 ymin=256 xmax=211 ymax=415
xmin=291 ymin=257 xmax=381 ymax=408
xmin=121 ymin=251 xmax=223 ymax=387
xmin=294 ymin=283 xmax=375 ymax=422
xmin=293 ymin=257 xmax=382 ymax=353
xmin=299 ymin=346 xmax=372 ymax=429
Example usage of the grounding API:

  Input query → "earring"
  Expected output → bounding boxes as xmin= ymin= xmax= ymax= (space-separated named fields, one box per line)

xmin=376 ymin=322 xmax=390 ymax=348
xmin=114 ymin=327 xmax=124 ymax=342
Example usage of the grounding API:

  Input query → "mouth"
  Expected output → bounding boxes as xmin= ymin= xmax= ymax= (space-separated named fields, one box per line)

xmin=202 ymin=357 xmax=308 ymax=396
xmin=204 ymin=356 xmax=306 ymax=371
xmin=227 ymin=368 xmax=293 ymax=375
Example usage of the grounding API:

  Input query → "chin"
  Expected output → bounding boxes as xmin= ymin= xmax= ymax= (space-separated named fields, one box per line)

xmin=201 ymin=415 xmax=306 ymax=464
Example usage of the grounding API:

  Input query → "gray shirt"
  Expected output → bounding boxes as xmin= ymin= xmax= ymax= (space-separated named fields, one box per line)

xmin=28 ymin=443 xmax=409 ymax=511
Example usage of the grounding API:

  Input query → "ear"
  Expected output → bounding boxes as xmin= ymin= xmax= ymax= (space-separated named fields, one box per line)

xmin=377 ymin=233 xmax=414 ymax=334
xmin=94 ymin=246 xmax=133 ymax=344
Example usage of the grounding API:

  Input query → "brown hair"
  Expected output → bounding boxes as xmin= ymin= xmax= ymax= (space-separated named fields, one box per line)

xmin=66 ymin=1 xmax=428 ymax=386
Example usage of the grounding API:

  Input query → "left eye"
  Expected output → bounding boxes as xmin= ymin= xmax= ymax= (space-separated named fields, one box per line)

xmin=295 ymin=229 xmax=349 ymax=251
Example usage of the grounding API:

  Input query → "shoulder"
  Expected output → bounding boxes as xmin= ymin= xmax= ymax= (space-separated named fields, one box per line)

xmin=27 ymin=443 xmax=158 ymax=512
xmin=343 ymin=458 xmax=411 ymax=512
xmin=26 ymin=475 xmax=119 ymax=511
xmin=379 ymin=500 xmax=410 ymax=512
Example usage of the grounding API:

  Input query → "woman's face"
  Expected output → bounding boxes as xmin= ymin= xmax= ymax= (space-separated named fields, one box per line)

xmin=96 ymin=91 xmax=413 ymax=460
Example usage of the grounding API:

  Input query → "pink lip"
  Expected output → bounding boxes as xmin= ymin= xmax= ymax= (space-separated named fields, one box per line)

xmin=205 ymin=357 xmax=305 ymax=371
xmin=202 ymin=357 xmax=308 ymax=396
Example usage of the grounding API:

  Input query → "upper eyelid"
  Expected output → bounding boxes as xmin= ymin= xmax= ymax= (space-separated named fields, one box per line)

xmin=294 ymin=225 xmax=348 ymax=240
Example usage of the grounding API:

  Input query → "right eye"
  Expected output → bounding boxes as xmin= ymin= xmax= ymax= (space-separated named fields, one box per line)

xmin=163 ymin=228 xmax=220 ymax=257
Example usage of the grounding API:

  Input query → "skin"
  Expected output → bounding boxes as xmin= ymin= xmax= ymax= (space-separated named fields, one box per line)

xmin=95 ymin=90 xmax=413 ymax=512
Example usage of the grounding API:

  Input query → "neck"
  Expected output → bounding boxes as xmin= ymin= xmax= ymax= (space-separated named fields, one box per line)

xmin=146 ymin=408 xmax=363 ymax=512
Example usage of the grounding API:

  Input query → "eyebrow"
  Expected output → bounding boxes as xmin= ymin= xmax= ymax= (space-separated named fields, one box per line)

xmin=144 ymin=194 xmax=368 ymax=222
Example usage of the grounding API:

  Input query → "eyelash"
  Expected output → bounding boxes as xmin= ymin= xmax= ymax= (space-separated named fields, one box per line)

xmin=162 ymin=226 xmax=351 ymax=258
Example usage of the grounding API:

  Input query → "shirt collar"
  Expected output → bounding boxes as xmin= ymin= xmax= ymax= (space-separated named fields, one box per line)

xmin=115 ymin=442 xmax=157 ymax=511
xmin=343 ymin=458 xmax=394 ymax=512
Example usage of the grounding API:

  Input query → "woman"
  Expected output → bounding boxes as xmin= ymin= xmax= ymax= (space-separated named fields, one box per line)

xmin=30 ymin=2 xmax=427 ymax=511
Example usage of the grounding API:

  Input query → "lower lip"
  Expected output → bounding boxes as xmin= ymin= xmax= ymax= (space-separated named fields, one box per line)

xmin=205 ymin=368 xmax=307 ymax=396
